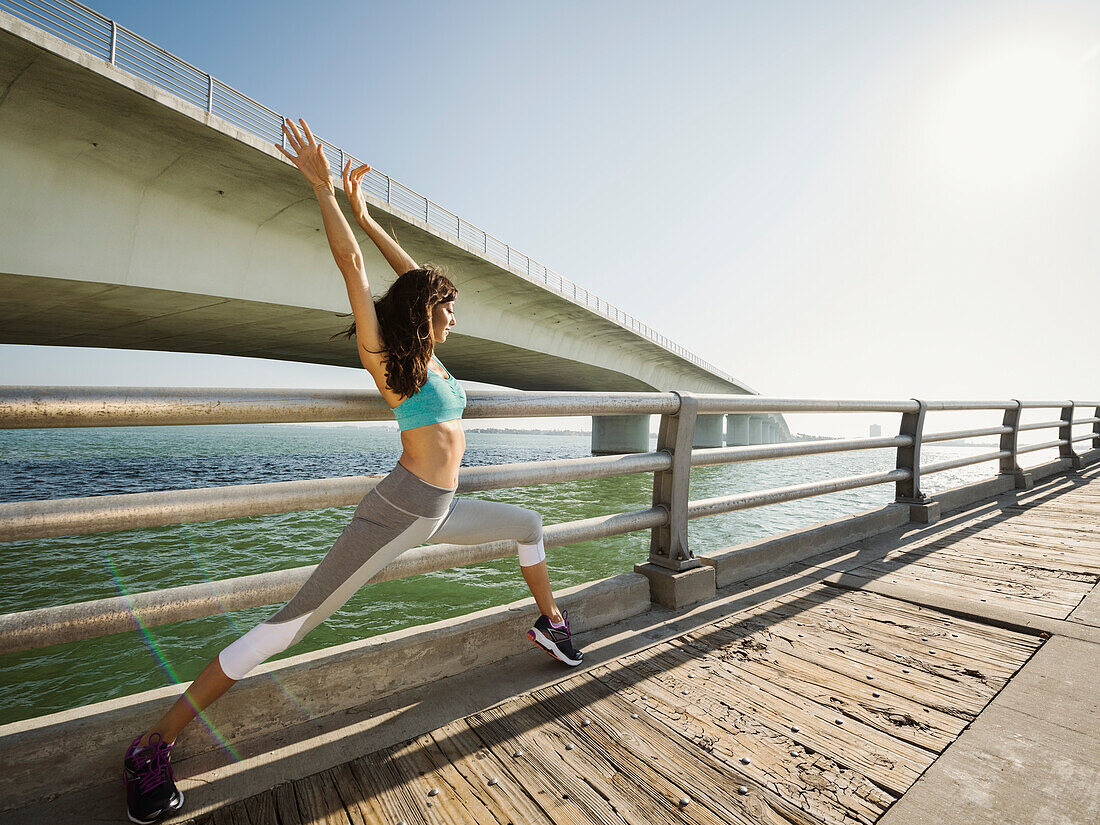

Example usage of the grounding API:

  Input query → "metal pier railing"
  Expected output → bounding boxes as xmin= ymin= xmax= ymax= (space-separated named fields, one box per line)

xmin=1 ymin=387 xmax=1097 ymax=655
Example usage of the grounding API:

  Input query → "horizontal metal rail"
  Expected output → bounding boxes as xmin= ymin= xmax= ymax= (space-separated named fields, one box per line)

xmin=0 ymin=0 xmax=738 ymax=383
xmin=0 ymin=436 xmax=913 ymax=542
xmin=686 ymin=469 xmax=910 ymax=520
xmin=921 ymin=450 xmax=1012 ymax=475
xmin=0 ymin=507 xmax=667 ymax=655
xmin=1018 ymin=420 xmax=1067 ymax=432
xmin=0 ymin=453 xmax=671 ymax=542
xmin=1017 ymin=439 xmax=1069 ymax=455
xmin=923 ymin=425 xmax=1012 ymax=443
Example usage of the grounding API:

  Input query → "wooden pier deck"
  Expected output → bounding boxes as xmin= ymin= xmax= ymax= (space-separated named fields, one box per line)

xmin=183 ymin=464 xmax=1100 ymax=825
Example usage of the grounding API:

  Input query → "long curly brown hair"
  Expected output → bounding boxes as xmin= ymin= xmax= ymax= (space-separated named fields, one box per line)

xmin=332 ymin=265 xmax=458 ymax=399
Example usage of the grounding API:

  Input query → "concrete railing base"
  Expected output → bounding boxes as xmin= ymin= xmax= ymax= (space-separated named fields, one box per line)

xmin=936 ymin=475 xmax=1016 ymax=515
xmin=0 ymin=572 xmax=649 ymax=814
xmin=699 ymin=504 xmax=910 ymax=589
xmin=906 ymin=500 xmax=941 ymax=524
xmin=633 ymin=562 xmax=716 ymax=609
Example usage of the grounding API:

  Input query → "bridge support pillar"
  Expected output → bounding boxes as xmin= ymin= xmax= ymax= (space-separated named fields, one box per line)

xmin=693 ymin=414 xmax=725 ymax=448
xmin=726 ymin=414 xmax=750 ymax=446
xmin=749 ymin=416 xmax=763 ymax=444
xmin=591 ymin=414 xmax=651 ymax=455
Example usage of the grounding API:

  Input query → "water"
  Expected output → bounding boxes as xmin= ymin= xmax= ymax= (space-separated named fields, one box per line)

xmin=0 ymin=425 xmax=1036 ymax=725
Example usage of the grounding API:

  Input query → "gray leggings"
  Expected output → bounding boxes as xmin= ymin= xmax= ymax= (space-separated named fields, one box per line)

xmin=218 ymin=461 xmax=544 ymax=680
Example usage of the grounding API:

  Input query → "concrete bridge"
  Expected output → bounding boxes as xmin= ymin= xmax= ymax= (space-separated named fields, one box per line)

xmin=0 ymin=9 xmax=790 ymax=453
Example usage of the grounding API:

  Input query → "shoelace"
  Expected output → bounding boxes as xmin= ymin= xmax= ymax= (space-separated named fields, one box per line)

xmin=128 ymin=735 xmax=175 ymax=794
xmin=546 ymin=611 xmax=572 ymax=644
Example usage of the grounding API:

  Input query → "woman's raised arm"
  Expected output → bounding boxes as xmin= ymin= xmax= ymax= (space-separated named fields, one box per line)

xmin=343 ymin=161 xmax=419 ymax=276
xmin=276 ymin=118 xmax=385 ymax=364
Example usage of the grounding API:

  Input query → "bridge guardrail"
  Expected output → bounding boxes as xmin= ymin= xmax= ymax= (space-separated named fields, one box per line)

xmin=1 ymin=388 xmax=1096 ymax=655
xmin=0 ymin=0 xmax=739 ymax=384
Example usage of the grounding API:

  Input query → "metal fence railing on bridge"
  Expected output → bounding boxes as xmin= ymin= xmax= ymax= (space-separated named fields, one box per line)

xmin=0 ymin=0 xmax=738 ymax=384
xmin=1 ymin=387 xmax=1097 ymax=656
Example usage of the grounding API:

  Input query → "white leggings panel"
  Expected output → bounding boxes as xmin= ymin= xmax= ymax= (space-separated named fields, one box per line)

xmin=218 ymin=613 xmax=308 ymax=681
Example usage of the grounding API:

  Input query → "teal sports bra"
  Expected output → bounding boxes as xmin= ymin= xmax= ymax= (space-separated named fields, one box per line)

xmin=392 ymin=354 xmax=467 ymax=432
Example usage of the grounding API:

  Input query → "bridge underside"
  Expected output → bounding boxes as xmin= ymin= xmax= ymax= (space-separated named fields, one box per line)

xmin=0 ymin=272 xmax=655 ymax=392
xmin=0 ymin=17 xmax=786 ymax=446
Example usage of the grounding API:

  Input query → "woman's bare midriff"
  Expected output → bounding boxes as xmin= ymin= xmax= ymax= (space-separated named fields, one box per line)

xmin=397 ymin=418 xmax=466 ymax=489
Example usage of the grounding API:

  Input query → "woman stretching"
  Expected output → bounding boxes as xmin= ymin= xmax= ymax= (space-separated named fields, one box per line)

xmin=122 ymin=117 xmax=582 ymax=825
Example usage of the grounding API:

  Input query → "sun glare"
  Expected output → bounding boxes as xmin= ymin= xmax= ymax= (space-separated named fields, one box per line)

xmin=926 ymin=39 xmax=1089 ymax=185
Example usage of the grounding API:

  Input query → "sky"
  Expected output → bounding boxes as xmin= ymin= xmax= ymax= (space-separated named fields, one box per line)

xmin=3 ymin=0 xmax=1098 ymax=438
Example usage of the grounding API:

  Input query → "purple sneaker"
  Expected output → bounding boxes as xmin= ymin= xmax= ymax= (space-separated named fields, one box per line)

xmin=123 ymin=733 xmax=184 ymax=824
xmin=527 ymin=609 xmax=583 ymax=666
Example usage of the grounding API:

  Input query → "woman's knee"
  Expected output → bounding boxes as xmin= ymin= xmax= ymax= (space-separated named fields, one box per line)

xmin=218 ymin=616 xmax=304 ymax=681
xmin=517 ymin=508 xmax=542 ymax=545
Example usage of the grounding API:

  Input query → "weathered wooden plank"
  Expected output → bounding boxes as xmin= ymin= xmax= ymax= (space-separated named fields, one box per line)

xmin=388 ymin=732 xmax=501 ymax=825
xmin=549 ymin=669 xmax=888 ymax=825
xmin=345 ymin=746 xmax=435 ymax=825
xmin=274 ymin=781 xmax=306 ymax=825
xmin=429 ymin=718 xmax=559 ymax=824
xmin=859 ymin=551 xmax=1092 ymax=594
xmin=840 ymin=566 xmax=1070 ymax=618
xmin=798 ymin=589 xmax=1041 ymax=661
xmin=210 ymin=797 xmax=254 ymax=825
xmin=327 ymin=762 xmax=390 ymax=825
xmin=479 ymin=694 xmax=723 ymax=825
xmin=243 ymin=789 xmax=280 ymax=825
xmin=786 ymin=589 xmax=1041 ymax=668
xmin=882 ymin=541 xmax=1100 ymax=578
xmin=856 ymin=565 xmax=1087 ymax=613
xmin=672 ymin=632 xmax=964 ymax=753
xmin=465 ymin=702 xmax=633 ymax=825
xmin=292 ymin=771 xmax=353 ymax=825
xmin=873 ymin=549 xmax=1099 ymax=591
xmin=709 ymin=589 xmax=1029 ymax=681
xmin=611 ymin=643 xmax=930 ymax=795
xmin=687 ymin=619 xmax=991 ymax=720
xmin=587 ymin=662 xmax=895 ymax=824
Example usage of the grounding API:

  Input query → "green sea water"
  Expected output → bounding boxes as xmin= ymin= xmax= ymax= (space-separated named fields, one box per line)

xmin=0 ymin=425 xmax=1026 ymax=724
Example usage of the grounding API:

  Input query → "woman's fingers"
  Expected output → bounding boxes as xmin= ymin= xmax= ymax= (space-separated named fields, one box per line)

xmin=284 ymin=118 xmax=305 ymax=148
xmin=281 ymin=122 xmax=301 ymax=153
xmin=299 ymin=118 xmax=317 ymax=146
xmin=275 ymin=144 xmax=295 ymax=161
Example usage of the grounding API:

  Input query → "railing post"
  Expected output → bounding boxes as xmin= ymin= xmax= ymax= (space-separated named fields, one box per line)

xmin=1094 ymin=404 xmax=1100 ymax=451
xmin=647 ymin=391 xmax=699 ymax=571
xmin=109 ymin=21 xmax=117 ymax=66
xmin=634 ymin=392 xmax=714 ymax=609
xmin=1061 ymin=402 xmax=1083 ymax=469
xmin=386 ymin=175 xmax=391 ymax=204
xmin=896 ymin=399 xmax=938 ymax=523
xmin=206 ymin=74 xmax=213 ymax=113
xmin=1000 ymin=400 xmax=1033 ymax=489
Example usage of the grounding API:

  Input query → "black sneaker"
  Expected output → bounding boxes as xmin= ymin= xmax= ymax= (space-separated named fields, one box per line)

xmin=123 ymin=733 xmax=184 ymax=824
xmin=527 ymin=610 xmax=583 ymax=666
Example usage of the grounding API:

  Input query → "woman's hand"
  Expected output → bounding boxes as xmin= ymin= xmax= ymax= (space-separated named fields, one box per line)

xmin=343 ymin=160 xmax=372 ymax=225
xmin=276 ymin=118 xmax=332 ymax=191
